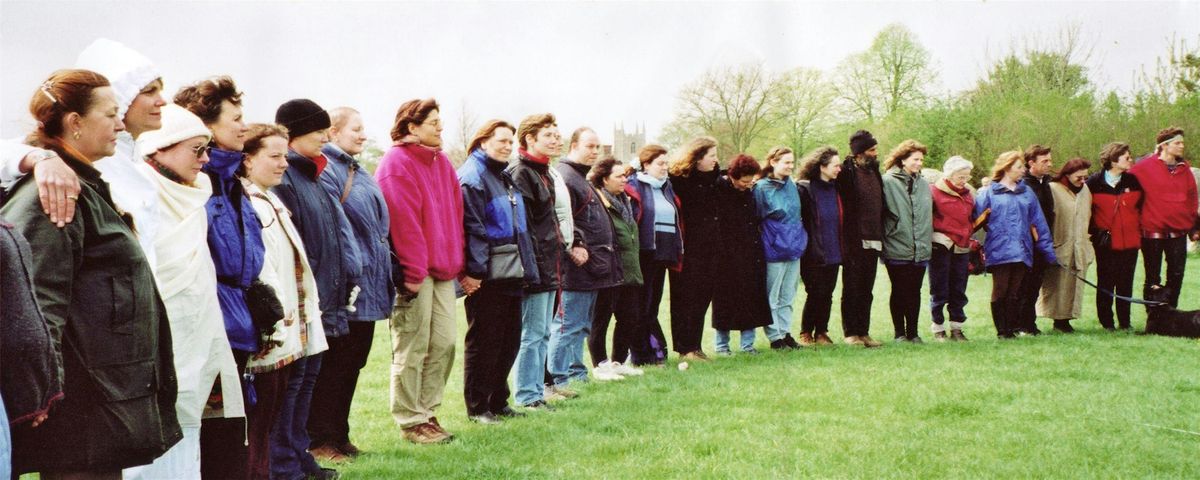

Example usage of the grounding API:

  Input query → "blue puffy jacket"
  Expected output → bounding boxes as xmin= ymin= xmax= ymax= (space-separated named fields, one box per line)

xmin=320 ymin=144 xmax=394 ymax=321
xmin=973 ymin=180 xmax=1057 ymax=268
xmin=458 ymin=149 xmax=539 ymax=294
xmin=203 ymin=147 xmax=265 ymax=352
xmin=754 ymin=176 xmax=808 ymax=262
xmin=273 ymin=151 xmax=362 ymax=337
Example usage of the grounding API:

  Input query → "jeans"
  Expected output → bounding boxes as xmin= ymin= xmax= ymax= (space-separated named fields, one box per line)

xmin=1 ymin=395 xmax=9 ymax=480
xmin=1142 ymin=236 xmax=1187 ymax=308
xmin=800 ymin=263 xmax=839 ymax=335
xmin=714 ymin=329 xmax=756 ymax=352
xmin=516 ymin=291 xmax=554 ymax=405
xmin=1095 ymin=247 xmax=1139 ymax=328
xmin=548 ymin=290 xmax=596 ymax=386
xmin=928 ymin=245 xmax=970 ymax=325
xmin=765 ymin=259 xmax=802 ymax=341
xmin=841 ymin=246 xmax=879 ymax=337
xmin=271 ymin=354 xmax=324 ymax=480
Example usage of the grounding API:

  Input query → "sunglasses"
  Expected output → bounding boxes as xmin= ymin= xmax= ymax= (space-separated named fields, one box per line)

xmin=191 ymin=145 xmax=211 ymax=159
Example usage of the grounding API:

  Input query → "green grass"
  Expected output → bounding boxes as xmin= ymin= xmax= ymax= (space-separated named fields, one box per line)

xmin=335 ymin=257 xmax=1200 ymax=479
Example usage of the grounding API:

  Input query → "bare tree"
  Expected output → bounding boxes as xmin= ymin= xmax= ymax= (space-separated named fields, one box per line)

xmin=1138 ymin=34 xmax=1200 ymax=102
xmin=674 ymin=64 xmax=779 ymax=157
xmin=771 ymin=67 xmax=838 ymax=155
xmin=448 ymin=100 xmax=479 ymax=166
xmin=835 ymin=23 xmax=935 ymax=120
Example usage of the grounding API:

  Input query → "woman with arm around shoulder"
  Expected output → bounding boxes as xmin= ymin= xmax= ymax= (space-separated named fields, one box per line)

xmin=623 ymin=144 xmax=681 ymax=365
xmin=974 ymin=151 xmax=1058 ymax=339
xmin=1037 ymin=158 xmax=1095 ymax=333
xmin=755 ymin=146 xmax=808 ymax=350
xmin=711 ymin=154 xmax=772 ymax=354
xmin=928 ymin=156 xmax=977 ymax=341
xmin=881 ymin=140 xmax=934 ymax=343
xmin=796 ymin=146 xmax=844 ymax=346
xmin=3 ymin=69 xmax=181 ymax=479
xmin=1086 ymin=143 xmax=1143 ymax=330
xmin=666 ymin=137 xmax=722 ymax=361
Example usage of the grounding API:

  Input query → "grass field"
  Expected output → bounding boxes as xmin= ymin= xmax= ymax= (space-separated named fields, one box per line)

xmin=332 ymin=257 xmax=1200 ymax=478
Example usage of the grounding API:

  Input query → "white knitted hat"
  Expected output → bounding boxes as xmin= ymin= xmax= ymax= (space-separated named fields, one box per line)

xmin=75 ymin=38 xmax=161 ymax=120
xmin=942 ymin=156 xmax=973 ymax=175
xmin=138 ymin=105 xmax=211 ymax=154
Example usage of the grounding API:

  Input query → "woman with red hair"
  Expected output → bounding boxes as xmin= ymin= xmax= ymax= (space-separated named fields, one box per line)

xmin=1037 ymin=158 xmax=1095 ymax=333
xmin=711 ymin=154 xmax=772 ymax=355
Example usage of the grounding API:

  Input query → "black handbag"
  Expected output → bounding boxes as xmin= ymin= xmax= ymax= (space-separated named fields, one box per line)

xmin=487 ymin=244 xmax=525 ymax=281
xmin=1092 ymin=229 xmax=1112 ymax=250
xmin=245 ymin=279 xmax=285 ymax=335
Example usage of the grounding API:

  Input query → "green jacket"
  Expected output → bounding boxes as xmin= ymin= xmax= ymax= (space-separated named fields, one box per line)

xmin=3 ymin=152 xmax=181 ymax=474
xmin=600 ymin=188 xmax=642 ymax=286
xmin=881 ymin=167 xmax=933 ymax=263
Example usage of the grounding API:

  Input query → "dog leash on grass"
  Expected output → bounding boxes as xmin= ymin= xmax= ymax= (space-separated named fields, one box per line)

xmin=1060 ymin=264 xmax=1168 ymax=307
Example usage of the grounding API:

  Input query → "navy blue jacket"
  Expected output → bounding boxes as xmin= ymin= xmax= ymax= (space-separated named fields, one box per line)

xmin=557 ymin=159 xmax=622 ymax=291
xmin=625 ymin=175 xmax=683 ymax=267
xmin=204 ymin=147 xmax=264 ymax=352
xmin=974 ymin=180 xmax=1058 ymax=268
xmin=320 ymin=144 xmax=394 ymax=321
xmin=273 ymin=151 xmax=362 ymax=337
xmin=458 ymin=149 xmax=539 ymax=295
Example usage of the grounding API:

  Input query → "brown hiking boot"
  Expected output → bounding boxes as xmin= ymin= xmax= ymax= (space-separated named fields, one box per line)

xmin=402 ymin=423 xmax=450 ymax=444
xmin=309 ymin=444 xmax=350 ymax=463
xmin=843 ymin=335 xmax=865 ymax=346
xmin=338 ymin=441 xmax=362 ymax=457
xmin=950 ymin=330 xmax=968 ymax=342
xmin=428 ymin=417 xmax=454 ymax=440
xmin=861 ymin=336 xmax=883 ymax=348
xmin=797 ymin=332 xmax=816 ymax=346
xmin=546 ymin=384 xmax=580 ymax=399
xmin=682 ymin=351 xmax=711 ymax=362
xmin=814 ymin=332 xmax=834 ymax=345
xmin=933 ymin=331 xmax=948 ymax=342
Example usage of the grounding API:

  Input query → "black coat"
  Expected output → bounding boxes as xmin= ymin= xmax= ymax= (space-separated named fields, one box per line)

xmin=670 ymin=169 xmax=723 ymax=255
xmin=1023 ymin=173 xmax=1056 ymax=229
xmin=2 ymin=153 xmax=181 ymax=473
xmin=507 ymin=153 xmax=564 ymax=293
xmin=711 ymin=176 xmax=772 ymax=331
xmin=557 ymin=160 xmax=622 ymax=290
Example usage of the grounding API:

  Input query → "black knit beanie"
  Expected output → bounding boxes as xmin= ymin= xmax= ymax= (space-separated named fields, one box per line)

xmin=849 ymin=130 xmax=878 ymax=156
xmin=275 ymin=99 xmax=331 ymax=139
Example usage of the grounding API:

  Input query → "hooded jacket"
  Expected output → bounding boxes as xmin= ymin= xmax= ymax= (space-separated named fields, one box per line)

xmin=557 ymin=159 xmax=622 ymax=291
xmin=274 ymin=151 xmax=363 ymax=338
xmin=973 ymin=180 xmax=1058 ymax=268
xmin=754 ymin=176 xmax=807 ymax=262
xmin=881 ymin=167 xmax=933 ymax=263
xmin=204 ymin=147 xmax=265 ymax=351
xmin=320 ymin=143 xmax=394 ymax=321
xmin=459 ymin=149 xmax=540 ymax=295
xmin=1085 ymin=171 xmax=1143 ymax=251
xmin=507 ymin=150 xmax=565 ymax=292
xmin=600 ymin=187 xmax=643 ymax=286
xmin=1129 ymin=153 xmax=1199 ymax=236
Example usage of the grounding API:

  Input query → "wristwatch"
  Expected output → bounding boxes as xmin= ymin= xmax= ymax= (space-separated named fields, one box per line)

xmin=27 ymin=149 xmax=60 ymax=168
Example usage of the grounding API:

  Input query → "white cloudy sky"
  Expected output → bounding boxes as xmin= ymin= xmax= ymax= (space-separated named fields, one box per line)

xmin=2 ymin=1 xmax=1198 ymax=147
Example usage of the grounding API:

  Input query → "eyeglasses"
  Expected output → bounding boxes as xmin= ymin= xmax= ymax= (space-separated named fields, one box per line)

xmin=191 ymin=145 xmax=211 ymax=159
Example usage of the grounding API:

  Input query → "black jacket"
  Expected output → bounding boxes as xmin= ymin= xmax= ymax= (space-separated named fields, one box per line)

xmin=557 ymin=160 xmax=622 ymax=291
xmin=507 ymin=153 xmax=564 ymax=293
xmin=836 ymin=157 xmax=884 ymax=248
xmin=1023 ymin=173 xmax=1056 ymax=229
xmin=711 ymin=176 xmax=772 ymax=331
xmin=669 ymin=168 xmax=723 ymax=255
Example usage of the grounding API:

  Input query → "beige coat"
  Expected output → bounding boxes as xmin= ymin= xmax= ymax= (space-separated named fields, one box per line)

xmin=1037 ymin=182 xmax=1095 ymax=319
xmin=144 ymin=164 xmax=244 ymax=426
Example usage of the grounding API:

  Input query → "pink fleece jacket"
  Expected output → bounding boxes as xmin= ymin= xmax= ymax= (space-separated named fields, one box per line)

xmin=376 ymin=143 xmax=465 ymax=284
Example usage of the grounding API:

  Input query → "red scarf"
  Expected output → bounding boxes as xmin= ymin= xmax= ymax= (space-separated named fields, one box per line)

xmin=313 ymin=154 xmax=328 ymax=176
xmin=520 ymin=148 xmax=550 ymax=165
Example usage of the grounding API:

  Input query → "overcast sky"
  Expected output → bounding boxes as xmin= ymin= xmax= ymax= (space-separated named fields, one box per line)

xmin=2 ymin=1 xmax=1198 ymax=147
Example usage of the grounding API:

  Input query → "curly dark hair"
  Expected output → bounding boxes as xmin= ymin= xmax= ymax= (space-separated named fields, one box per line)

xmin=173 ymin=75 xmax=243 ymax=125
xmin=800 ymin=146 xmax=840 ymax=181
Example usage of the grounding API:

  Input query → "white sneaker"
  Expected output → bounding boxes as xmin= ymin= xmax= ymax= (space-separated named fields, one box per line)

xmin=593 ymin=361 xmax=625 ymax=381
xmin=612 ymin=361 xmax=644 ymax=377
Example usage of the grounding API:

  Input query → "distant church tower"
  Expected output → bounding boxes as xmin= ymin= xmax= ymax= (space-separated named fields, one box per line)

xmin=613 ymin=124 xmax=646 ymax=164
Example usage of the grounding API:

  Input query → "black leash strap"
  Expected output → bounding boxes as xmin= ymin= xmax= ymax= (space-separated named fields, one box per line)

xmin=1062 ymin=265 xmax=1168 ymax=307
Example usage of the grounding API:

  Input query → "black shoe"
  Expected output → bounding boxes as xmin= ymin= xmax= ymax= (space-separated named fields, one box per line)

xmin=306 ymin=468 xmax=340 ymax=480
xmin=1053 ymin=320 xmax=1075 ymax=333
xmin=493 ymin=406 xmax=526 ymax=418
xmin=469 ymin=412 xmax=502 ymax=425
xmin=783 ymin=334 xmax=802 ymax=349
xmin=522 ymin=400 xmax=555 ymax=411
xmin=770 ymin=339 xmax=789 ymax=350
xmin=909 ymin=336 xmax=924 ymax=344
xmin=894 ymin=336 xmax=909 ymax=343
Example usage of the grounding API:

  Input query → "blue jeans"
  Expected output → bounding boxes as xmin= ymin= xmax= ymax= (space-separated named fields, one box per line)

xmin=516 ymin=291 xmax=554 ymax=405
xmin=714 ymin=329 xmax=756 ymax=352
xmin=271 ymin=353 xmax=324 ymax=480
xmin=548 ymin=290 xmax=596 ymax=387
xmin=765 ymin=260 xmax=801 ymax=341
xmin=928 ymin=245 xmax=970 ymax=325
xmin=0 ymin=395 xmax=9 ymax=480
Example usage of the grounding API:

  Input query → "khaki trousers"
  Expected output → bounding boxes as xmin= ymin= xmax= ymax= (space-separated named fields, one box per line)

xmin=389 ymin=278 xmax=457 ymax=429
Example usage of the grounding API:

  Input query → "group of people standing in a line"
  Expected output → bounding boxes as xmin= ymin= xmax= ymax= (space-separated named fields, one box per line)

xmin=0 ymin=38 xmax=1195 ymax=480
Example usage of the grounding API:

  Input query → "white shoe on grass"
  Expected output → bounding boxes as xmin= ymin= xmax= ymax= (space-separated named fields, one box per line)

xmin=593 ymin=361 xmax=625 ymax=381
xmin=612 ymin=361 xmax=644 ymax=377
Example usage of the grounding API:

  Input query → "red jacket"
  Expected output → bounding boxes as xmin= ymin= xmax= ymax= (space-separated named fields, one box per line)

xmin=1086 ymin=171 xmax=1143 ymax=251
xmin=1129 ymin=153 xmax=1198 ymax=236
xmin=930 ymin=178 xmax=974 ymax=248
xmin=376 ymin=143 xmax=465 ymax=284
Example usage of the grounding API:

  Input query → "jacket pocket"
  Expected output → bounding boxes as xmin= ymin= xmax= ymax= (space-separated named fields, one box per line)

xmin=390 ymin=293 xmax=420 ymax=334
xmin=583 ymin=245 xmax=617 ymax=278
xmin=762 ymin=221 xmax=804 ymax=260
xmin=88 ymin=359 xmax=157 ymax=402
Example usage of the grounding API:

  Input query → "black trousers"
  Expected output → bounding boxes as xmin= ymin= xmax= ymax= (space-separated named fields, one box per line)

xmin=639 ymin=251 xmax=670 ymax=364
xmin=462 ymin=285 xmax=522 ymax=416
xmin=800 ymin=263 xmax=839 ymax=335
xmin=989 ymin=262 xmax=1027 ymax=337
xmin=1015 ymin=259 xmax=1048 ymax=331
xmin=1095 ymin=247 xmax=1139 ymax=328
xmin=886 ymin=263 xmax=927 ymax=339
xmin=591 ymin=285 xmax=648 ymax=365
xmin=201 ymin=349 xmax=250 ymax=480
xmin=840 ymin=245 xmax=879 ymax=337
xmin=307 ymin=321 xmax=376 ymax=448
xmin=668 ymin=253 xmax=717 ymax=354
xmin=1142 ymin=236 xmax=1187 ymax=308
